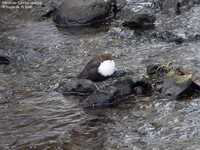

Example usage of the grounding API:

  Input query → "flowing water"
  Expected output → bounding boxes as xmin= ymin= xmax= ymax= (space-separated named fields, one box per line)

xmin=0 ymin=1 xmax=200 ymax=149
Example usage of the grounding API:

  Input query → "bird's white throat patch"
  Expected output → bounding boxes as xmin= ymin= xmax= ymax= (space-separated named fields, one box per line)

xmin=98 ymin=60 xmax=115 ymax=76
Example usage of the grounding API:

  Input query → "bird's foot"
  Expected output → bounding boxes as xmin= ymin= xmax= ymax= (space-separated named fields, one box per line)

xmin=94 ymin=83 xmax=110 ymax=94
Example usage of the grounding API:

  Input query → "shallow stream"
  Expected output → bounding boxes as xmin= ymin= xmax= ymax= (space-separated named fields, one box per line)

xmin=0 ymin=1 xmax=200 ymax=149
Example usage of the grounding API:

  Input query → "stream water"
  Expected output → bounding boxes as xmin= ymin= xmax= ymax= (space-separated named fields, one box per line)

xmin=0 ymin=1 xmax=200 ymax=149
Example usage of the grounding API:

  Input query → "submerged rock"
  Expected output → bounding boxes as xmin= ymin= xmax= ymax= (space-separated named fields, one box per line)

xmin=53 ymin=0 xmax=113 ymax=27
xmin=122 ymin=12 xmax=156 ymax=29
xmin=116 ymin=2 xmax=156 ymax=29
xmin=153 ymin=0 xmax=194 ymax=13
xmin=151 ymin=31 xmax=186 ymax=44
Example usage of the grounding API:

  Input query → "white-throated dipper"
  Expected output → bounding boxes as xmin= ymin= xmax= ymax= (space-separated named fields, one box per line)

xmin=77 ymin=53 xmax=115 ymax=82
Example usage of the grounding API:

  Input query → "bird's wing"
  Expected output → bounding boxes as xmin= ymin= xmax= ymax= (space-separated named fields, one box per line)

xmin=77 ymin=61 xmax=100 ymax=79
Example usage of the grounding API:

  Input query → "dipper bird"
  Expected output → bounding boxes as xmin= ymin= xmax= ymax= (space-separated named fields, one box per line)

xmin=77 ymin=53 xmax=115 ymax=83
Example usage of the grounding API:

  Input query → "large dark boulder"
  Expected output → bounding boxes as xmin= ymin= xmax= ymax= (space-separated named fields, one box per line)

xmin=53 ymin=0 xmax=113 ymax=27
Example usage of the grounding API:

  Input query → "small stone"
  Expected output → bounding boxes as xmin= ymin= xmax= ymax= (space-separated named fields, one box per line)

xmin=58 ymin=67 xmax=64 ymax=72
xmin=0 ymin=56 xmax=11 ymax=65
xmin=72 ymin=125 xmax=87 ymax=135
xmin=0 ymin=86 xmax=5 ymax=91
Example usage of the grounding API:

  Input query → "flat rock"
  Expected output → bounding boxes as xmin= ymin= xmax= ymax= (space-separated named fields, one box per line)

xmin=62 ymin=78 xmax=96 ymax=96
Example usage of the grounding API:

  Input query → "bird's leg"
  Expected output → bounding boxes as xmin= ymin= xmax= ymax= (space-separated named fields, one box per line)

xmin=94 ymin=83 xmax=101 ymax=91
xmin=102 ymin=81 xmax=111 ymax=91
xmin=102 ymin=81 xmax=107 ymax=88
xmin=94 ymin=83 xmax=107 ymax=94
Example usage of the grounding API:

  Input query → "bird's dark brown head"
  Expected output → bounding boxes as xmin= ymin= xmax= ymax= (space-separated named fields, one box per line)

xmin=96 ymin=53 xmax=112 ymax=62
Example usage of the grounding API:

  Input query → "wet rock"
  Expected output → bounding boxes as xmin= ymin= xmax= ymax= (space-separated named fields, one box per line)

xmin=82 ymin=74 xmax=155 ymax=108
xmin=187 ymin=34 xmax=200 ymax=42
xmin=111 ymin=69 xmax=130 ymax=78
xmin=122 ymin=11 xmax=156 ymax=29
xmin=178 ymin=0 xmax=194 ymax=10
xmin=39 ymin=2 xmax=58 ymax=19
xmin=154 ymin=0 xmax=194 ymax=13
xmin=132 ymin=76 xmax=153 ymax=96
xmin=82 ymin=89 xmax=118 ymax=108
xmin=145 ymin=63 xmax=192 ymax=100
xmin=0 ymin=55 xmax=11 ymax=65
xmin=189 ymin=77 xmax=200 ymax=98
xmin=191 ymin=76 xmax=200 ymax=90
xmin=113 ymin=76 xmax=134 ymax=95
xmin=194 ymin=0 xmax=200 ymax=4
xmin=144 ymin=64 xmax=200 ymax=100
xmin=157 ymin=0 xmax=179 ymax=12
xmin=194 ymin=34 xmax=200 ymax=40
xmin=63 ymin=63 xmax=199 ymax=107
xmin=82 ymin=87 xmax=132 ymax=108
xmin=61 ymin=69 xmax=154 ymax=108
xmin=62 ymin=78 xmax=96 ymax=96
xmin=176 ymin=66 xmax=193 ymax=75
xmin=151 ymin=31 xmax=186 ymax=44
xmin=53 ymin=0 xmax=112 ymax=27
xmin=117 ymin=1 xmax=156 ymax=29
xmin=147 ymin=61 xmax=173 ymax=79
xmin=82 ymin=76 xmax=134 ymax=108
xmin=147 ymin=63 xmax=161 ymax=75
xmin=159 ymin=70 xmax=192 ymax=100
xmin=177 ymin=66 xmax=200 ymax=91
